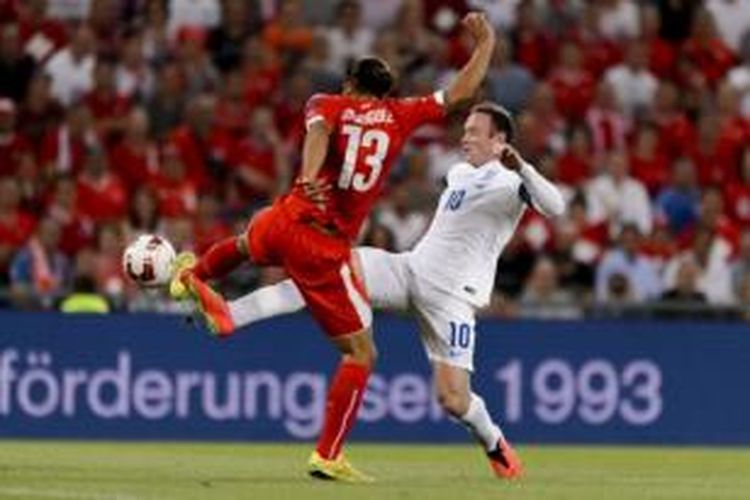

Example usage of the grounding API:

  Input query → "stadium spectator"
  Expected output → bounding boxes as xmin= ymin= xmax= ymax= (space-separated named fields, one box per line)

xmin=175 ymin=26 xmax=219 ymax=99
xmin=40 ymin=103 xmax=96 ymax=177
xmin=208 ymin=0 xmax=254 ymax=73
xmin=595 ymin=223 xmax=661 ymax=304
xmin=152 ymin=144 xmax=198 ymax=218
xmin=586 ymin=151 xmax=653 ymax=237
xmin=585 ymin=81 xmax=628 ymax=158
xmin=228 ymin=106 xmax=289 ymax=211
xmin=547 ymin=40 xmax=596 ymax=121
xmin=640 ymin=3 xmax=677 ymax=80
xmin=140 ymin=0 xmax=171 ymax=65
xmin=726 ymin=33 xmax=750 ymax=118
xmin=167 ymin=0 xmax=221 ymax=37
xmin=115 ymin=32 xmax=155 ymax=100
xmin=597 ymin=0 xmax=640 ymax=41
xmin=17 ymin=72 xmax=65 ymax=146
xmin=44 ymin=23 xmax=96 ymax=106
xmin=111 ymin=107 xmax=160 ymax=190
xmin=75 ymin=144 xmax=128 ymax=223
xmin=655 ymin=157 xmax=701 ymax=235
xmin=518 ymin=256 xmax=582 ymax=320
xmin=629 ymin=123 xmax=671 ymax=195
xmin=0 ymin=99 xmax=34 ymax=180
xmin=724 ymin=146 xmax=750 ymax=225
xmin=705 ymin=0 xmax=750 ymax=53
xmin=377 ymin=182 xmax=429 ymax=252
xmin=656 ymin=258 xmax=708 ymax=319
xmin=486 ymin=33 xmax=535 ymax=114
xmin=84 ymin=57 xmax=132 ymax=144
xmin=731 ymin=229 xmax=750 ymax=296
xmin=680 ymin=7 xmax=736 ymax=90
xmin=555 ymin=125 xmax=593 ymax=188
xmin=262 ymin=0 xmax=314 ymax=58
xmin=323 ymin=0 xmax=375 ymax=75
xmin=145 ymin=61 xmax=187 ymax=140
xmin=17 ymin=0 xmax=69 ymax=62
xmin=9 ymin=217 xmax=69 ymax=309
xmin=604 ymin=40 xmax=658 ymax=119
xmin=0 ymin=23 xmax=36 ymax=103
xmin=664 ymin=225 xmax=735 ymax=304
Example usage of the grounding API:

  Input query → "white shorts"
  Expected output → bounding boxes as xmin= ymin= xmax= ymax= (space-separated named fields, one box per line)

xmin=357 ymin=247 xmax=477 ymax=371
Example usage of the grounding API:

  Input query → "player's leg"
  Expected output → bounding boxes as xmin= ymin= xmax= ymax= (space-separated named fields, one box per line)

xmin=225 ymin=247 xmax=410 ymax=333
xmin=170 ymin=206 xmax=273 ymax=301
xmin=413 ymin=282 xmax=522 ymax=479
xmin=171 ymin=206 xmax=279 ymax=336
xmin=432 ymin=361 xmax=522 ymax=479
xmin=283 ymin=234 xmax=378 ymax=482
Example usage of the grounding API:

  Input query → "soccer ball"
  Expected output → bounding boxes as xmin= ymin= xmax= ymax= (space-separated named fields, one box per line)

xmin=122 ymin=234 xmax=176 ymax=288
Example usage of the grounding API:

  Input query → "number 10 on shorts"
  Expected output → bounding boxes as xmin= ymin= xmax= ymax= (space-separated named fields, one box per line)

xmin=449 ymin=322 xmax=472 ymax=349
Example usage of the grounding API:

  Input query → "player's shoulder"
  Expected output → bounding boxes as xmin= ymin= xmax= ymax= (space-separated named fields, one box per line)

xmin=306 ymin=92 xmax=342 ymax=107
xmin=446 ymin=162 xmax=475 ymax=184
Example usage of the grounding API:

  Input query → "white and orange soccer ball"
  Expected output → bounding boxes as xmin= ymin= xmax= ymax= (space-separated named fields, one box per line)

xmin=122 ymin=234 xmax=176 ymax=288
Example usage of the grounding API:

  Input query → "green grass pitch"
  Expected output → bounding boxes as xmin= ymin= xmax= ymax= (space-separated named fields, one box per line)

xmin=0 ymin=442 xmax=749 ymax=499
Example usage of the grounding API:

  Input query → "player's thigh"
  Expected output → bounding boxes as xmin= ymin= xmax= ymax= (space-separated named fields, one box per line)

xmin=285 ymin=230 xmax=373 ymax=338
xmin=413 ymin=284 xmax=477 ymax=373
xmin=354 ymin=247 xmax=410 ymax=310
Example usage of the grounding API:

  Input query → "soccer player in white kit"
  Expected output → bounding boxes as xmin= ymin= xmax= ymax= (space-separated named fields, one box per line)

xmin=196 ymin=102 xmax=565 ymax=479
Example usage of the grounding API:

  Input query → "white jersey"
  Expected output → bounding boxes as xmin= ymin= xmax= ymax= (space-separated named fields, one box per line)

xmin=409 ymin=160 xmax=529 ymax=308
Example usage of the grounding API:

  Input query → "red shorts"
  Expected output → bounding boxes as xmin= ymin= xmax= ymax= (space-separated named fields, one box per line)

xmin=246 ymin=199 xmax=372 ymax=337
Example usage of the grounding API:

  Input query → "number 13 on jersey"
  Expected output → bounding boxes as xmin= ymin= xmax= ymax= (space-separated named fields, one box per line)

xmin=338 ymin=124 xmax=390 ymax=192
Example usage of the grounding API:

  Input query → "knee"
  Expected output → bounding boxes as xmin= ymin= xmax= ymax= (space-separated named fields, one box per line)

xmin=437 ymin=387 xmax=470 ymax=417
xmin=347 ymin=338 xmax=377 ymax=368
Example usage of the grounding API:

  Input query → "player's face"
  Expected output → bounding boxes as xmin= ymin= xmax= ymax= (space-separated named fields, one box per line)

xmin=461 ymin=112 xmax=501 ymax=167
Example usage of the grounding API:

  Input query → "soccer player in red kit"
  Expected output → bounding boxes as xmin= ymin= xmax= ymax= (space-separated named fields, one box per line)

xmin=170 ymin=13 xmax=496 ymax=482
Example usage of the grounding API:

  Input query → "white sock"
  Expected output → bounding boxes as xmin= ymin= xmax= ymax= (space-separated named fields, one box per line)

xmin=460 ymin=393 xmax=504 ymax=452
xmin=228 ymin=279 xmax=305 ymax=329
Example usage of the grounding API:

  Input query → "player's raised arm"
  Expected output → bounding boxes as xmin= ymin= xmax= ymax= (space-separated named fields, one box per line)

xmin=444 ymin=13 xmax=496 ymax=110
xmin=496 ymin=144 xmax=566 ymax=218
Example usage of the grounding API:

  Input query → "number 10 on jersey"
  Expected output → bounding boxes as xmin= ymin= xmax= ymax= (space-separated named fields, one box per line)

xmin=339 ymin=124 xmax=390 ymax=192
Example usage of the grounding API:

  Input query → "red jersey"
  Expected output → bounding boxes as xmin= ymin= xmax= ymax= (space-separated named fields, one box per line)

xmin=292 ymin=92 xmax=445 ymax=240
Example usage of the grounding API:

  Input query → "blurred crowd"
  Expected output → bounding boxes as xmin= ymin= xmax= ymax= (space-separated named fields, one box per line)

xmin=0 ymin=0 xmax=749 ymax=320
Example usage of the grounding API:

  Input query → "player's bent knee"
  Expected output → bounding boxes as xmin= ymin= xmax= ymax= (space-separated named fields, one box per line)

xmin=334 ymin=329 xmax=377 ymax=367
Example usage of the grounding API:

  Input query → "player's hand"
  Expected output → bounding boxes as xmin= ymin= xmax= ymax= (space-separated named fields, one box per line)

xmin=493 ymin=142 xmax=522 ymax=171
xmin=296 ymin=177 xmax=331 ymax=209
xmin=461 ymin=12 xmax=495 ymax=46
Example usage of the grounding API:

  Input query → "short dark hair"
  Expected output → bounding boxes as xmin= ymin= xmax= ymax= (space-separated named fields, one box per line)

xmin=347 ymin=57 xmax=394 ymax=98
xmin=470 ymin=102 xmax=515 ymax=143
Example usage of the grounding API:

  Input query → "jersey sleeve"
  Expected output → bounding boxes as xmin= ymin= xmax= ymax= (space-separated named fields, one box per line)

xmin=391 ymin=90 xmax=446 ymax=134
xmin=304 ymin=93 xmax=340 ymax=131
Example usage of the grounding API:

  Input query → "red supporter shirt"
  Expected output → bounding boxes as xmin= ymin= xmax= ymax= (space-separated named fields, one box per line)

xmin=629 ymin=151 xmax=671 ymax=196
xmin=291 ymin=92 xmax=446 ymax=240
xmin=229 ymin=136 xmax=277 ymax=201
xmin=0 ymin=133 xmax=33 ymax=177
xmin=76 ymin=173 xmax=128 ymax=222
xmin=725 ymin=183 xmax=750 ymax=225
xmin=555 ymin=152 xmax=591 ymax=187
xmin=168 ymin=126 xmax=234 ymax=190
xmin=152 ymin=175 xmax=198 ymax=217
xmin=0 ymin=210 xmax=35 ymax=249
xmin=40 ymin=127 xmax=90 ymax=176
xmin=547 ymin=70 xmax=595 ymax=121
xmin=681 ymin=38 xmax=736 ymax=88
xmin=109 ymin=141 xmax=160 ymax=190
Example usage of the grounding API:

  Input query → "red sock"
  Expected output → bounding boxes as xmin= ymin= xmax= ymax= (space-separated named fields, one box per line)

xmin=316 ymin=360 xmax=370 ymax=460
xmin=192 ymin=237 xmax=246 ymax=281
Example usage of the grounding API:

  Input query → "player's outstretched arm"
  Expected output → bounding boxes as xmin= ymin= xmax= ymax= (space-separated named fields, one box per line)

xmin=444 ymin=12 xmax=496 ymax=109
xmin=496 ymin=144 xmax=566 ymax=217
